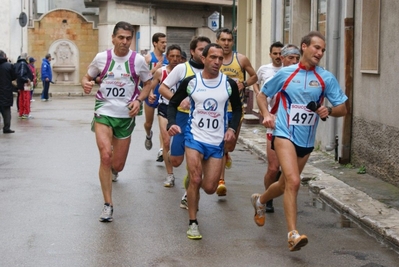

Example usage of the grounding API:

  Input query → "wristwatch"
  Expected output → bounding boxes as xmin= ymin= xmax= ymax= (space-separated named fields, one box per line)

xmin=327 ymin=107 xmax=332 ymax=115
xmin=243 ymin=81 xmax=248 ymax=88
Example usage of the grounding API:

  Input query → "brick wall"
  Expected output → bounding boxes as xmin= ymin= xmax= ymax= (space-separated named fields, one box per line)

xmin=28 ymin=9 xmax=98 ymax=84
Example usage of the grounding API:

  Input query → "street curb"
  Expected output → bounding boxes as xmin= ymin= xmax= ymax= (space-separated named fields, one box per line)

xmin=238 ymin=135 xmax=399 ymax=250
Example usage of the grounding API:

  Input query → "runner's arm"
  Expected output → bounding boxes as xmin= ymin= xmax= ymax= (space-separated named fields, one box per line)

xmin=238 ymin=54 xmax=258 ymax=91
xmin=227 ymin=79 xmax=243 ymax=132
xmin=167 ymin=77 xmax=191 ymax=129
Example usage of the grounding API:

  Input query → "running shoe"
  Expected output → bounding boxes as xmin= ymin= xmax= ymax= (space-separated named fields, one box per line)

xmin=288 ymin=230 xmax=308 ymax=251
xmin=187 ymin=223 xmax=202 ymax=240
xmin=164 ymin=174 xmax=175 ymax=187
xmin=145 ymin=130 xmax=153 ymax=150
xmin=183 ymin=173 xmax=190 ymax=190
xmin=216 ymin=179 xmax=227 ymax=196
xmin=99 ymin=203 xmax=113 ymax=222
xmin=156 ymin=148 xmax=164 ymax=162
xmin=225 ymin=152 xmax=232 ymax=169
xmin=180 ymin=194 xmax=188 ymax=209
xmin=112 ymin=170 xmax=119 ymax=182
xmin=265 ymin=199 xmax=274 ymax=213
xmin=251 ymin=193 xmax=265 ymax=226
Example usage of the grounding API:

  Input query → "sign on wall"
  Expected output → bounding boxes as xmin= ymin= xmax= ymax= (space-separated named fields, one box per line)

xmin=208 ymin=11 xmax=224 ymax=32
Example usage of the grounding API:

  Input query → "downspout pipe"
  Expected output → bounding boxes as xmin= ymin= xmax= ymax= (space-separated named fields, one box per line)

xmin=271 ymin=0 xmax=277 ymax=41
xmin=325 ymin=0 xmax=341 ymax=152
xmin=149 ymin=4 xmax=152 ymax=50
xmin=339 ymin=0 xmax=355 ymax=164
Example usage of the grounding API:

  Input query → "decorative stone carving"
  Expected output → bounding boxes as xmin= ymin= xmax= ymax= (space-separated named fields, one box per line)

xmin=52 ymin=42 xmax=76 ymax=82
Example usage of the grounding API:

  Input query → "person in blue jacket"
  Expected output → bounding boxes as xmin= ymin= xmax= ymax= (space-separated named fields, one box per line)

xmin=41 ymin=53 xmax=52 ymax=101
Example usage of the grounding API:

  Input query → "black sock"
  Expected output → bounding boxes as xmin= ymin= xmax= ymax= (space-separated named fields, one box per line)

xmin=189 ymin=219 xmax=198 ymax=226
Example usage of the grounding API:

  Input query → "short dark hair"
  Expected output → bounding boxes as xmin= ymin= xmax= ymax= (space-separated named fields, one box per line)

xmin=45 ymin=53 xmax=51 ymax=59
xmin=269 ymin=41 xmax=284 ymax=53
xmin=181 ymin=51 xmax=187 ymax=59
xmin=216 ymin=28 xmax=233 ymax=40
xmin=152 ymin=32 xmax=166 ymax=44
xmin=166 ymin=44 xmax=182 ymax=55
xmin=112 ymin=21 xmax=134 ymax=36
xmin=202 ymin=43 xmax=223 ymax=57
xmin=0 ymin=50 xmax=6 ymax=58
xmin=300 ymin=31 xmax=326 ymax=55
xmin=189 ymin=36 xmax=211 ymax=53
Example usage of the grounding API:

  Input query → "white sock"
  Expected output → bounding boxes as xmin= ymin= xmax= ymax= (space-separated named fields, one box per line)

xmin=288 ymin=230 xmax=298 ymax=238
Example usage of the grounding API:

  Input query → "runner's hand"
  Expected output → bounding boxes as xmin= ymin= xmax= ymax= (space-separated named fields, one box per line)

xmin=224 ymin=128 xmax=236 ymax=143
xmin=127 ymin=100 xmax=141 ymax=117
xmin=168 ymin=125 xmax=181 ymax=136
xmin=262 ymin=114 xmax=275 ymax=129
xmin=83 ymin=81 xmax=95 ymax=94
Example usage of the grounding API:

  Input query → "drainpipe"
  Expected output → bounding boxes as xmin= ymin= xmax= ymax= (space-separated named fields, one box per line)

xmin=325 ymin=0 xmax=341 ymax=154
xmin=271 ymin=0 xmax=277 ymax=41
xmin=232 ymin=0 xmax=236 ymax=51
xmin=149 ymin=4 xmax=152 ymax=50
xmin=339 ymin=0 xmax=355 ymax=164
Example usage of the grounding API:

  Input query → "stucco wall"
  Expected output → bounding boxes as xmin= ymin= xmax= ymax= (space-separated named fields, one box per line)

xmin=1 ymin=0 xmax=30 ymax=62
xmin=352 ymin=1 xmax=399 ymax=185
xmin=99 ymin=2 xmax=232 ymax=51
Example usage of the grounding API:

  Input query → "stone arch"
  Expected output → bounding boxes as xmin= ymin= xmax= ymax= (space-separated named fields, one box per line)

xmin=28 ymin=8 xmax=98 ymax=85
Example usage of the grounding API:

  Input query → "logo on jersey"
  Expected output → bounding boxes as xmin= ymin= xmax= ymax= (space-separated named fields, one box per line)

xmin=309 ymin=80 xmax=320 ymax=87
xmin=107 ymin=72 xmax=114 ymax=78
xmin=121 ymin=73 xmax=131 ymax=78
xmin=203 ymin=98 xmax=218 ymax=111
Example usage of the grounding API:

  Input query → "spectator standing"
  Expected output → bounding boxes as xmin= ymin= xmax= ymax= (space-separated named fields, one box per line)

xmin=41 ymin=53 xmax=52 ymax=101
xmin=14 ymin=53 xmax=33 ymax=119
xmin=28 ymin=57 xmax=37 ymax=102
xmin=0 ymin=50 xmax=17 ymax=133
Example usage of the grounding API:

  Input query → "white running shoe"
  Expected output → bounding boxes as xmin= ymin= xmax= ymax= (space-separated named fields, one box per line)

xmin=164 ymin=174 xmax=175 ymax=187
xmin=187 ymin=223 xmax=202 ymax=240
xmin=99 ymin=204 xmax=113 ymax=222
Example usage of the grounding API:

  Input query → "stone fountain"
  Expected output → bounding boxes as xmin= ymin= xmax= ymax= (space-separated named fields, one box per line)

xmin=52 ymin=41 xmax=76 ymax=83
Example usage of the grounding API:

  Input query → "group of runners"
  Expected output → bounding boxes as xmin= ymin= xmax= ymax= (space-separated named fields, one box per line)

xmin=81 ymin=21 xmax=347 ymax=252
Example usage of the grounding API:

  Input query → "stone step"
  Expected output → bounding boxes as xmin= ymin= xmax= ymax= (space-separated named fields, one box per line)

xmin=243 ymin=114 xmax=260 ymax=125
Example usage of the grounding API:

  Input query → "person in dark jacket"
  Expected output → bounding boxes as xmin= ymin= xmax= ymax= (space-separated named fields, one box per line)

xmin=0 ymin=50 xmax=17 ymax=133
xmin=41 ymin=53 xmax=52 ymax=101
xmin=14 ymin=53 xmax=33 ymax=119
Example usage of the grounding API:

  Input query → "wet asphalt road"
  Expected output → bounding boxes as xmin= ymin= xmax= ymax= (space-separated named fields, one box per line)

xmin=0 ymin=96 xmax=398 ymax=267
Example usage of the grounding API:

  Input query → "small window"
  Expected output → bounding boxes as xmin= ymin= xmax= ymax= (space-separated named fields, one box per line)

xmin=360 ymin=0 xmax=381 ymax=74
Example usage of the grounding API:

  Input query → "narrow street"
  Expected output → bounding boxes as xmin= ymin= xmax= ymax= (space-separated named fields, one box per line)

xmin=0 ymin=97 xmax=398 ymax=266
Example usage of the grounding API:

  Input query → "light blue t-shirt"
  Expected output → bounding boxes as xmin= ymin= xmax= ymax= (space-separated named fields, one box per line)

xmin=261 ymin=63 xmax=348 ymax=148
